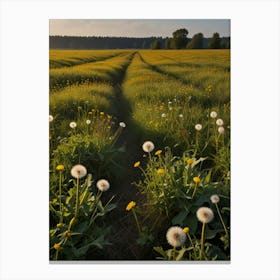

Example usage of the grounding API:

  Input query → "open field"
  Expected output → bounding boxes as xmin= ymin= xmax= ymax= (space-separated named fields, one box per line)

xmin=49 ymin=49 xmax=230 ymax=261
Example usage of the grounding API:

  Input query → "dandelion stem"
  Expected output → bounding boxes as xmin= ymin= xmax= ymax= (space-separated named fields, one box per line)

xmin=55 ymin=249 xmax=59 ymax=261
xmin=59 ymin=171 xmax=63 ymax=223
xmin=187 ymin=232 xmax=198 ymax=260
xmin=215 ymin=203 xmax=229 ymax=237
xmin=173 ymin=246 xmax=176 ymax=261
xmin=89 ymin=190 xmax=102 ymax=226
xmin=74 ymin=177 xmax=79 ymax=219
xmin=200 ymin=222 xmax=206 ymax=260
xmin=132 ymin=208 xmax=142 ymax=234
xmin=191 ymin=183 xmax=198 ymax=200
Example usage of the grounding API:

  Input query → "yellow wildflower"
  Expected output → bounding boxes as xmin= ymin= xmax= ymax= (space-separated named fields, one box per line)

xmin=126 ymin=201 xmax=136 ymax=211
xmin=53 ymin=243 xmax=60 ymax=250
xmin=134 ymin=161 xmax=140 ymax=168
xmin=157 ymin=168 xmax=165 ymax=175
xmin=56 ymin=165 xmax=64 ymax=171
xmin=100 ymin=112 xmax=104 ymax=116
xmin=187 ymin=159 xmax=194 ymax=165
xmin=155 ymin=150 xmax=162 ymax=156
xmin=183 ymin=227 xmax=190 ymax=234
xmin=193 ymin=177 xmax=201 ymax=184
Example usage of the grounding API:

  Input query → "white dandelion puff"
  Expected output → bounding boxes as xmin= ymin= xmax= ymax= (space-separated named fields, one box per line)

xmin=218 ymin=126 xmax=225 ymax=134
xmin=86 ymin=119 xmax=91 ymax=125
xmin=142 ymin=141 xmax=155 ymax=153
xmin=49 ymin=115 xmax=54 ymax=122
xmin=210 ymin=111 xmax=217 ymax=118
xmin=216 ymin=119 xmax=224 ymax=126
xmin=69 ymin=122 xmax=77 ymax=129
xmin=96 ymin=179 xmax=110 ymax=192
xmin=71 ymin=164 xmax=87 ymax=179
xmin=179 ymin=114 xmax=183 ymax=118
xmin=210 ymin=194 xmax=220 ymax=204
xmin=196 ymin=207 xmax=214 ymax=224
xmin=119 ymin=122 xmax=126 ymax=128
xmin=166 ymin=226 xmax=186 ymax=248
xmin=161 ymin=113 xmax=166 ymax=118
xmin=195 ymin=124 xmax=202 ymax=131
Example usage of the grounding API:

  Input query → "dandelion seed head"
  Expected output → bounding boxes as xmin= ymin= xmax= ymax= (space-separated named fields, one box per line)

xmin=96 ymin=179 xmax=110 ymax=192
xmin=161 ymin=113 xmax=166 ymax=118
xmin=70 ymin=164 xmax=87 ymax=179
xmin=142 ymin=141 xmax=155 ymax=153
xmin=210 ymin=111 xmax=218 ymax=118
xmin=210 ymin=194 xmax=220 ymax=204
xmin=86 ymin=119 xmax=91 ymax=125
xmin=196 ymin=207 xmax=214 ymax=224
xmin=69 ymin=122 xmax=77 ymax=129
xmin=49 ymin=115 xmax=54 ymax=122
xmin=218 ymin=126 xmax=225 ymax=134
xmin=179 ymin=114 xmax=183 ymax=118
xmin=216 ymin=119 xmax=224 ymax=126
xmin=166 ymin=226 xmax=186 ymax=248
xmin=195 ymin=124 xmax=202 ymax=131
xmin=119 ymin=122 xmax=126 ymax=128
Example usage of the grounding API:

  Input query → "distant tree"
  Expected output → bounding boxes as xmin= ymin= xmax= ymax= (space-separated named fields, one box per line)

xmin=151 ymin=39 xmax=161 ymax=49
xmin=171 ymin=28 xmax=189 ymax=49
xmin=220 ymin=37 xmax=230 ymax=49
xmin=208 ymin=32 xmax=221 ymax=49
xmin=165 ymin=37 xmax=171 ymax=49
xmin=186 ymin=33 xmax=204 ymax=49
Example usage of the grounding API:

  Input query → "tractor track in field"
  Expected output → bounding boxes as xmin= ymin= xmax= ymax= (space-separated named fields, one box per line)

xmin=101 ymin=51 xmax=153 ymax=260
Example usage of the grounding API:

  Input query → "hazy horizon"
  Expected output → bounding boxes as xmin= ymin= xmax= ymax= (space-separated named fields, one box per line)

xmin=50 ymin=19 xmax=230 ymax=38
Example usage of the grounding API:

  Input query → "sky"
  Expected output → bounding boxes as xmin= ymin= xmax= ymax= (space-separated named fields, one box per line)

xmin=49 ymin=19 xmax=230 ymax=38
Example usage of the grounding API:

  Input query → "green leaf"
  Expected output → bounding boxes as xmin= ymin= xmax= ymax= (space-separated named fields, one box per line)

xmin=205 ymin=170 xmax=212 ymax=184
xmin=172 ymin=210 xmax=189 ymax=225
xmin=176 ymin=247 xmax=188 ymax=261
xmin=153 ymin=246 xmax=168 ymax=259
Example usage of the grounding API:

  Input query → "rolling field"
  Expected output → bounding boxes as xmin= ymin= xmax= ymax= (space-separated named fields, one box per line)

xmin=49 ymin=49 xmax=230 ymax=261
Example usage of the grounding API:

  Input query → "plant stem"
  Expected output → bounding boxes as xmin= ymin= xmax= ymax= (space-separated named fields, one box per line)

xmin=191 ymin=183 xmax=198 ymax=200
xmin=200 ymin=222 xmax=206 ymax=260
xmin=173 ymin=246 xmax=176 ymax=261
xmin=55 ymin=249 xmax=59 ymax=261
xmin=89 ymin=190 xmax=102 ymax=226
xmin=187 ymin=232 xmax=198 ymax=260
xmin=215 ymin=203 xmax=229 ymax=237
xmin=59 ymin=171 xmax=63 ymax=223
xmin=132 ymin=208 xmax=142 ymax=234
xmin=74 ymin=177 xmax=79 ymax=218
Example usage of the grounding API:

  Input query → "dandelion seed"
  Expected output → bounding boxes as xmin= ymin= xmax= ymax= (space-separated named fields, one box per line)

xmin=196 ymin=207 xmax=214 ymax=224
xmin=218 ymin=126 xmax=225 ymax=134
xmin=155 ymin=150 xmax=162 ymax=156
xmin=179 ymin=114 xmax=183 ymax=118
xmin=210 ymin=194 xmax=220 ymax=204
xmin=193 ymin=177 xmax=201 ymax=184
xmin=69 ymin=122 xmax=77 ymax=129
xmin=195 ymin=124 xmax=202 ymax=131
xmin=157 ymin=168 xmax=165 ymax=175
xmin=210 ymin=111 xmax=217 ymax=118
xmin=183 ymin=227 xmax=190 ymax=234
xmin=49 ymin=115 xmax=54 ymax=122
xmin=53 ymin=243 xmax=60 ymax=250
xmin=216 ymin=119 xmax=224 ymax=126
xmin=56 ymin=165 xmax=64 ymax=171
xmin=96 ymin=179 xmax=110 ymax=192
xmin=86 ymin=119 xmax=91 ymax=125
xmin=134 ymin=161 xmax=140 ymax=168
xmin=142 ymin=141 xmax=155 ymax=153
xmin=126 ymin=201 xmax=136 ymax=211
xmin=70 ymin=164 xmax=87 ymax=179
xmin=166 ymin=226 xmax=186 ymax=248
xmin=119 ymin=122 xmax=126 ymax=128
xmin=161 ymin=113 xmax=166 ymax=118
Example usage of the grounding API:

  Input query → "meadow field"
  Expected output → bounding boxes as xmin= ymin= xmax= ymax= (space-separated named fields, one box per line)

xmin=49 ymin=49 xmax=230 ymax=261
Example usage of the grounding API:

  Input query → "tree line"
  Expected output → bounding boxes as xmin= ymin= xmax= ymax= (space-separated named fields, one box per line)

xmin=50 ymin=28 xmax=230 ymax=50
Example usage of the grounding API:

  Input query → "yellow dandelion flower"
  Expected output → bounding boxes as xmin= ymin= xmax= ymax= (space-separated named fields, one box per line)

xmin=157 ymin=168 xmax=165 ymax=175
xmin=88 ymin=111 xmax=93 ymax=115
xmin=183 ymin=227 xmax=190 ymax=234
xmin=193 ymin=177 xmax=201 ymax=184
xmin=126 ymin=201 xmax=136 ymax=211
xmin=100 ymin=112 xmax=104 ymax=116
xmin=187 ymin=159 xmax=194 ymax=165
xmin=56 ymin=165 xmax=64 ymax=171
xmin=155 ymin=150 xmax=162 ymax=156
xmin=53 ymin=243 xmax=60 ymax=250
xmin=134 ymin=161 xmax=140 ymax=168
